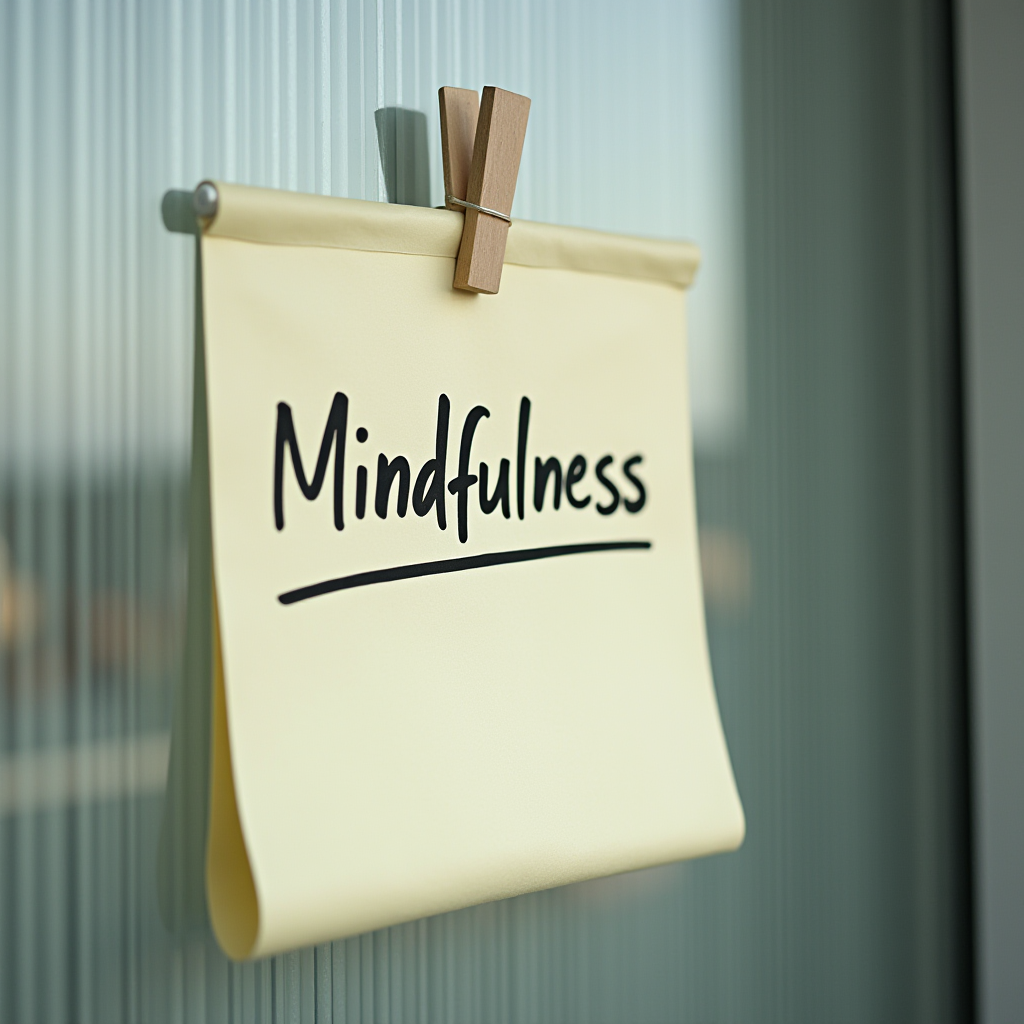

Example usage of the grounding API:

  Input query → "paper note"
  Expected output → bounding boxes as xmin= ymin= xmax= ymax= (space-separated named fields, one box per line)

xmin=198 ymin=183 xmax=744 ymax=959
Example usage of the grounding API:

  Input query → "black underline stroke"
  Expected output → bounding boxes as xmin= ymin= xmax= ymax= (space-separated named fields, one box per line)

xmin=278 ymin=540 xmax=652 ymax=605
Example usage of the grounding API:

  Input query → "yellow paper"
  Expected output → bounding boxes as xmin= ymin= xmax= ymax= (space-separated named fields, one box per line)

xmin=199 ymin=182 xmax=744 ymax=960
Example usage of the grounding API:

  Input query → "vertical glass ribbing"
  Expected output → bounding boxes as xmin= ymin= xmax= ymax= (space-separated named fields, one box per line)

xmin=0 ymin=0 xmax=969 ymax=1021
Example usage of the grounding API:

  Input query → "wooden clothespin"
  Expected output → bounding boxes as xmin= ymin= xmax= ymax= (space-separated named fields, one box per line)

xmin=439 ymin=86 xmax=531 ymax=294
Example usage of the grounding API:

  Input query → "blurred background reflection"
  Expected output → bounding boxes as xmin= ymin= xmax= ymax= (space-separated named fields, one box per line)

xmin=0 ymin=1 xmax=971 ymax=1021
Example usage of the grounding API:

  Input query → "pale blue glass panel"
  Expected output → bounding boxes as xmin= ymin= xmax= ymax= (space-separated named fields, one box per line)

xmin=0 ymin=1 xmax=969 ymax=1021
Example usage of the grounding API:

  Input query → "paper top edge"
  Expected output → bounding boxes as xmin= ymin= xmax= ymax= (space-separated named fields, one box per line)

xmin=201 ymin=181 xmax=700 ymax=288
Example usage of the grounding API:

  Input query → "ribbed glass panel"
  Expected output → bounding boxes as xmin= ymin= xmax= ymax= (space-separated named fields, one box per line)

xmin=0 ymin=1 xmax=969 ymax=1022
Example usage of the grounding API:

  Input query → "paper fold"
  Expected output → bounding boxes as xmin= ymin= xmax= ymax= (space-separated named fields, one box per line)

xmin=203 ymin=181 xmax=700 ymax=287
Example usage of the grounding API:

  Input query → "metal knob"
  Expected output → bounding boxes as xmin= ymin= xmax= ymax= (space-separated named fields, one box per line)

xmin=193 ymin=182 xmax=219 ymax=220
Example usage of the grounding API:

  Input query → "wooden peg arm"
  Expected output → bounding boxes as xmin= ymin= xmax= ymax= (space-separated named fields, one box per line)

xmin=439 ymin=87 xmax=480 ymax=209
xmin=453 ymin=87 xmax=531 ymax=294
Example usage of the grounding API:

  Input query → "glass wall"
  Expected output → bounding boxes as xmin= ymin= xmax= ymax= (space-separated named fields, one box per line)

xmin=0 ymin=0 xmax=970 ymax=1020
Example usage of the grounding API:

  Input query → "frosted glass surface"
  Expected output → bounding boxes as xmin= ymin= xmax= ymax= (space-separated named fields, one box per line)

xmin=0 ymin=1 xmax=970 ymax=1021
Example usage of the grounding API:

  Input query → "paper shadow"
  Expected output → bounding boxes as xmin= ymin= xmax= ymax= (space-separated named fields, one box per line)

xmin=156 ymin=234 xmax=215 ymax=938
xmin=161 ymin=189 xmax=199 ymax=235
xmin=375 ymin=107 xmax=432 ymax=207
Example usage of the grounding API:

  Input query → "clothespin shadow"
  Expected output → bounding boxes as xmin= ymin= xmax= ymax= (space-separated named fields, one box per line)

xmin=374 ymin=107 xmax=432 ymax=208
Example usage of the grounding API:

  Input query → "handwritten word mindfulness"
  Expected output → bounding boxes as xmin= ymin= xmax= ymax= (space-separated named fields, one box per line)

xmin=273 ymin=394 xmax=647 ymax=544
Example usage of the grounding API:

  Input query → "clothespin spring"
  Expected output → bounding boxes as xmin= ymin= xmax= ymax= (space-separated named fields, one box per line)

xmin=445 ymin=195 xmax=512 ymax=224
